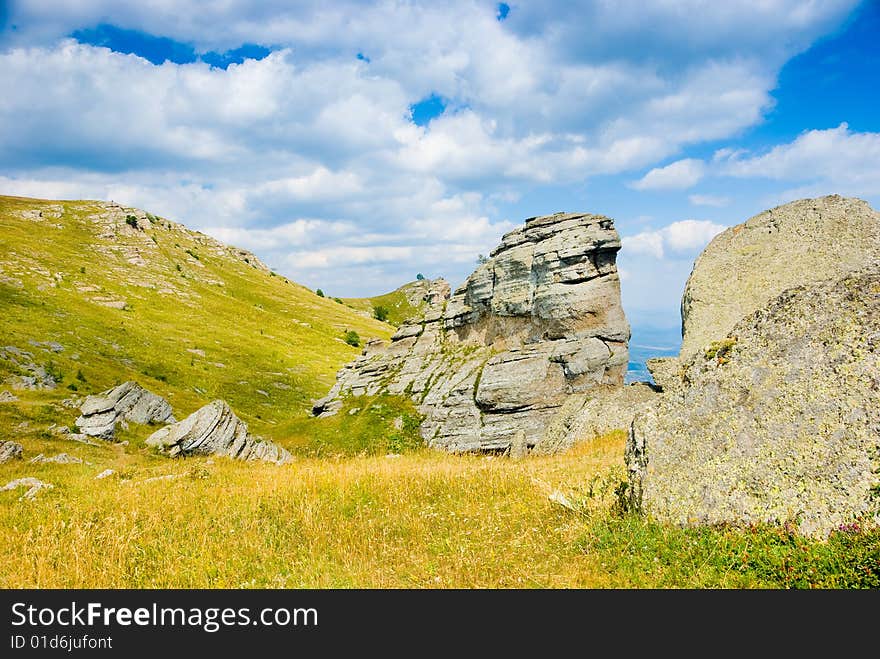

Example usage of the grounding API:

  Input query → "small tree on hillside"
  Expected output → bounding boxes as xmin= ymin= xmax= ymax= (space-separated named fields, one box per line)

xmin=343 ymin=330 xmax=360 ymax=347
xmin=416 ymin=273 xmax=425 ymax=280
xmin=373 ymin=305 xmax=390 ymax=322
xmin=316 ymin=289 xmax=325 ymax=297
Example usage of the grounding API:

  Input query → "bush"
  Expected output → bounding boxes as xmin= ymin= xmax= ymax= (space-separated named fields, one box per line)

xmin=125 ymin=215 xmax=138 ymax=228
xmin=334 ymin=297 xmax=343 ymax=304
xmin=416 ymin=273 xmax=425 ymax=280
xmin=316 ymin=289 xmax=325 ymax=297
xmin=373 ymin=305 xmax=390 ymax=322
xmin=343 ymin=330 xmax=361 ymax=347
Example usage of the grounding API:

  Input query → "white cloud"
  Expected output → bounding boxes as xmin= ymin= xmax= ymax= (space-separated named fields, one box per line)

xmin=624 ymin=220 xmax=726 ymax=259
xmin=689 ymin=194 xmax=731 ymax=207
xmin=719 ymin=123 xmax=880 ymax=195
xmin=631 ymin=158 xmax=706 ymax=190
xmin=0 ymin=1 xmax=867 ymax=300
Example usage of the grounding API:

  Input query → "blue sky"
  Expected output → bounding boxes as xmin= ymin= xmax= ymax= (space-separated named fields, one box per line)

xmin=1 ymin=1 xmax=878 ymax=368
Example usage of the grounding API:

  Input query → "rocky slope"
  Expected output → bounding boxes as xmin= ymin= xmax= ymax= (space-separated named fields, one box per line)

xmin=0 ymin=194 xmax=393 ymax=452
xmin=314 ymin=212 xmax=629 ymax=452
xmin=627 ymin=269 xmax=880 ymax=538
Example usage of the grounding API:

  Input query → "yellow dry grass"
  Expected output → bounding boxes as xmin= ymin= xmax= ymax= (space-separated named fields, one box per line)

xmin=0 ymin=433 xmax=626 ymax=589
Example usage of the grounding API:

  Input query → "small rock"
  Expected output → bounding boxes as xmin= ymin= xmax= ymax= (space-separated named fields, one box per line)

xmin=67 ymin=434 xmax=102 ymax=447
xmin=29 ymin=453 xmax=83 ymax=465
xmin=256 ymin=390 xmax=269 ymax=398
xmin=0 ymin=441 xmax=23 ymax=463
xmin=1 ymin=477 xmax=53 ymax=500
xmin=348 ymin=407 xmax=360 ymax=415
xmin=95 ymin=469 xmax=116 ymax=480
xmin=187 ymin=348 xmax=206 ymax=357
xmin=0 ymin=391 xmax=19 ymax=402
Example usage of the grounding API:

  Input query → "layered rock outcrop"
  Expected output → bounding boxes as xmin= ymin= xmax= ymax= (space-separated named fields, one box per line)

xmin=627 ymin=270 xmax=880 ymax=537
xmin=76 ymin=381 xmax=175 ymax=439
xmin=146 ymin=400 xmax=292 ymax=464
xmin=314 ymin=212 xmax=629 ymax=452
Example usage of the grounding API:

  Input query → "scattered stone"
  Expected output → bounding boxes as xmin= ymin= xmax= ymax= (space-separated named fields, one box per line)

xmin=627 ymin=270 xmax=880 ymax=538
xmin=0 ymin=391 xmax=18 ymax=402
xmin=67 ymin=434 xmax=102 ymax=447
xmin=186 ymin=348 xmax=206 ymax=357
xmin=28 ymin=340 xmax=64 ymax=353
xmin=95 ymin=469 xmax=115 ymax=480
xmin=76 ymin=381 xmax=175 ymax=440
xmin=29 ymin=453 xmax=83 ymax=464
xmin=256 ymin=390 xmax=269 ymax=398
xmin=0 ymin=441 xmax=23 ymax=463
xmin=348 ymin=407 xmax=360 ymax=415
xmin=314 ymin=212 xmax=629 ymax=454
xmin=1 ymin=477 xmax=53 ymax=500
xmin=146 ymin=400 xmax=292 ymax=465
xmin=1 ymin=346 xmax=58 ymax=390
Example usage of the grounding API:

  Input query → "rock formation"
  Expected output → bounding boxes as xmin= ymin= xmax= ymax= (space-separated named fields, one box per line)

xmin=314 ymin=211 xmax=629 ymax=452
xmin=626 ymin=270 xmax=880 ymax=538
xmin=76 ymin=381 xmax=175 ymax=439
xmin=536 ymin=382 xmax=658 ymax=455
xmin=0 ymin=441 xmax=23 ymax=463
xmin=146 ymin=400 xmax=292 ymax=464
xmin=678 ymin=195 xmax=880 ymax=362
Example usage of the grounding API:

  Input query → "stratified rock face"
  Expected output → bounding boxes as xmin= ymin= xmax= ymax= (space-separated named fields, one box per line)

xmin=146 ymin=400 xmax=292 ymax=464
xmin=627 ymin=271 xmax=880 ymax=538
xmin=76 ymin=381 xmax=175 ymax=439
xmin=314 ymin=212 xmax=629 ymax=452
xmin=679 ymin=195 xmax=880 ymax=361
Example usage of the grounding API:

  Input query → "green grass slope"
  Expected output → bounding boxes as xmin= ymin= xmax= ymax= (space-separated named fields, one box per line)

xmin=0 ymin=194 xmax=398 ymax=449
xmin=342 ymin=279 xmax=431 ymax=326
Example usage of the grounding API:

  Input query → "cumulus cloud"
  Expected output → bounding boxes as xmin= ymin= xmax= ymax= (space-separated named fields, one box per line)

xmin=0 ymin=1 xmax=864 ymax=296
xmin=718 ymin=123 xmax=880 ymax=195
xmin=631 ymin=158 xmax=706 ymax=190
xmin=624 ymin=220 xmax=726 ymax=259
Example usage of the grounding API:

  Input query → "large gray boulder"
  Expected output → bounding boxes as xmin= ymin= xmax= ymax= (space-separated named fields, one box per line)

xmin=76 ymin=381 xmax=175 ymax=439
xmin=146 ymin=400 xmax=292 ymax=465
xmin=313 ymin=211 xmax=629 ymax=453
xmin=626 ymin=270 xmax=880 ymax=538
xmin=678 ymin=195 xmax=880 ymax=362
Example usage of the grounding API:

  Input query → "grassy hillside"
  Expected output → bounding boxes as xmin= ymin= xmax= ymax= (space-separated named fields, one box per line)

xmin=1 ymin=195 xmax=876 ymax=590
xmin=0 ymin=194 xmax=398 ymax=451
xmin=342 ymin=279 xmax=431 ymax=326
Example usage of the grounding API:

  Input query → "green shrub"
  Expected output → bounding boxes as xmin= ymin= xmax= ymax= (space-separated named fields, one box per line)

xmin=125 ymin=215 xmax=138 ymax=228
xmin=373 ymin=305 xmax=389 ymax=322
xmin=343 ymin=330 xmax=361 ymax=347
xmin=316 ymin=289 xmax=325 ymax=297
